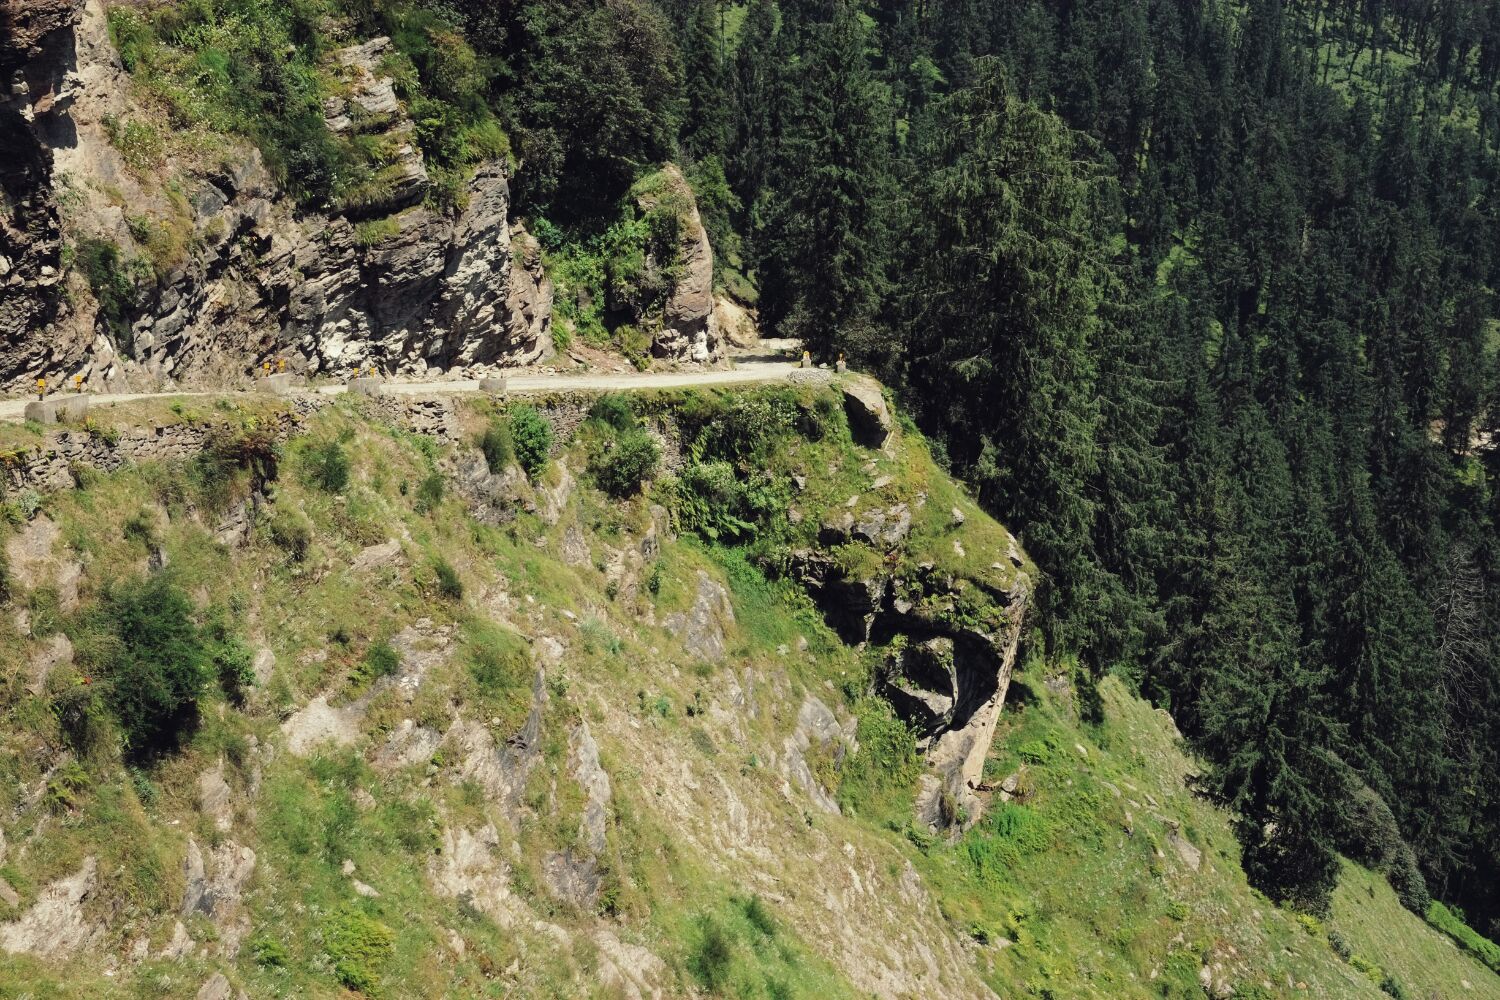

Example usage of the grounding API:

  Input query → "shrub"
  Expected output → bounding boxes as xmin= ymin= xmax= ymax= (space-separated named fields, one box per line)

xmin=477 ymin=420 xmax=514 ymax=474
xmin=86 ymin=575 xmax=213 ymax=758
xmin=122 ymin=509 xmax=157 ymax=547
xmin=414 ymin=471 xmax=445 ymax=513
xmin=588 ymin=394 xmax=637 ymax=431
xmin=44 ymin=759 xmax=91 ymax=813
xmin=468 ymin=631 xmax=529 ymax=696
xmin=268 ymin=506 xmax=312 ymax=561
xmin=355 ymin=641 xmax=400 ymax=687
xmin=433 ymin=558 xmax=463 ymax=600
xmin=837 ymin=698 xmax=921 ymax=818
xmin=204 ymin=608 xmax=256 ymax=704
xmin=591 ymin=430 xmax=660 ymax=497
xmin=75 ymin=237 xmax=148 ymax=338
xmin=303 ymin=440 xmax=350 ymax=493
xmin=508 ymin=404 xmax=553 ymax=478
xmin=673 ymin=461 xmax=786 ymax=543
xmin=324 ymin=905 xmax=394 ymax=993
xmin=251 ymin=936 xmax=290 ymax=968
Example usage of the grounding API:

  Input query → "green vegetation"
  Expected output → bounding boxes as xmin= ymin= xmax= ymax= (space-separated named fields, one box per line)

xmin=507 ymin=404 xmax=553 ymax=479
xmin=323 ymin=904 xmax=395 ymax=992
xmin=301 ymin=439 xmax=350 ymax=494
xmin=585 ymin=395 xmax=660 ymax=497
xmin=106 ymin=0 xmax=507 ymax=209
xmin=0 ymin=391 xmax=1495 ymax=1000
xmin=476 ymin=418 xmax=514 ymax=474
xmin=77 ymin=575 xmax=214 ymax=758
xmin=1426 ymin=900 xmax=1500 ymax=973
xmin=74 ymin=238 xmax=148 ymax=339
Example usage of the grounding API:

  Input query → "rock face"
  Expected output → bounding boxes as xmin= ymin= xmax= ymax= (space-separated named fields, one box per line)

xmin=0 ymin=11 xmax=553 ymax=389
xmin=0 ymin=856 xmax=101 ymax=959
xmin=0 ymin=0 xmax=82 ymax=363
xmin=664 ymin=570 xmax=736 ymax=662
xmin=793 ymin=517 xmax=1030 ymax=831
xmin=635 ymin=165 xmax=721 ymax=364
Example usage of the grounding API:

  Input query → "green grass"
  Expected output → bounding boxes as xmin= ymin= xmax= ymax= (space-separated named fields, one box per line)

xmin=1 ymin=386 xmax=1490 ymax=1000
xmin=1332 ymin=863 xmax=1500 ymax=998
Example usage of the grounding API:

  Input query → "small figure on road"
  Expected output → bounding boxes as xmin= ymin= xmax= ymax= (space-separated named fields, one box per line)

xmin=35 ymin=378 xmax=45 ymax=401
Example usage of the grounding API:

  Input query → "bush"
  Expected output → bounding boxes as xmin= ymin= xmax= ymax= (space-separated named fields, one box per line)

xmin=324 ymin=905 xmax=394 ymax=992
xmin=837 ymin=697 xmax=921 ymax=818
xmin=414 ymin=471 xmax=445 ymax=514
xmin=122 ymin=509 xmax=157 ymax=547
xmin=433 ymin=558 xmax=463 ymax=600
xmin=477 ymin=420 xmax=514 ymax=474
xmin=268 ymin=506 xmax=313 ymax=561
xmin=673 ymin=461 xmax=787 ymax=543
xmin=251 ymin=936 xmax=290 ymax=968
xmin=468 ymin=629 xmax=530 ymax=696
xmin=588 ymin=394 xmax=637 ymax=431
xmin=1380 ymin=974 xmax=1409 ymax=999
xmin=591 ymin=430 xmax=660 ymax=497
xmin=303 ymin=440 xmax=350 ymax=493
xmin=354 ymin=641 xmax=400 ymax=687
xmin=508 ymin=404 xmax=553 ymax=478
xmin=85 ymin=576 xmax=212 ymax=758
xmin=205 ymin=609 xmax=256 ymax=704
xmin=689 ymin=917 xmax=735 ymax=992
xmin=75 ymin=237 xmax=148 ymax=338
xmin=44 ymin=759 xmax=91 ymax=813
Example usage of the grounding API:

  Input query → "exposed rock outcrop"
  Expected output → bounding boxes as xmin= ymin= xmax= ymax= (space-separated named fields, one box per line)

xmin=792 ymin=512 xmax=1030 ymax=831
xmin=0 ymin=856 xmax=101 ymax=959
xmin=0 ymin=8 xmax=553 ymax=389
xmin=634 ymin=165 xmax=721 ymax=364
xmin=664 ymin=569 xmax=735 ymax=662
xmin=842 ymin=381 xmax=893 ymax=449
xmin=0 ymin=0 xmax=82 ymax=363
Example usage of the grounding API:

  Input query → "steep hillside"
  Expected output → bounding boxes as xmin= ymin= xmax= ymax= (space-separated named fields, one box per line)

xmin=0 ymin=380 xmax=1491 ymax=999
xmin=0 ymin=0 xmax=732 ymax=390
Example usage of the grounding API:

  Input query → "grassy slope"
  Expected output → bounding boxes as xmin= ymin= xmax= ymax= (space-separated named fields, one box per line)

xmin=0 ymin=388 xmax=1493 ymax=999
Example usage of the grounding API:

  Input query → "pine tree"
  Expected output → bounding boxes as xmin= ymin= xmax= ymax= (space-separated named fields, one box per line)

xmin=754 ymin=1 xmax=891 ymax=358
xmin=897 ymin=57 xmax=1113 ymax=657
xmin=680 ymin=0 xmax=730 ymax=161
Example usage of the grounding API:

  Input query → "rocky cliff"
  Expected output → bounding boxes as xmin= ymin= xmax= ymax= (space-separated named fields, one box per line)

xmin=0 ymin=0 xmax=82 ymax=368
xmin=0 ymin=0 xmax=557 ymax=390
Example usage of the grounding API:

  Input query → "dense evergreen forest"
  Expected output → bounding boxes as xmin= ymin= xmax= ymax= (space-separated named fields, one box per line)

xmin=485 ymin=0 xmax=1500 ymax=931
xmin=134 ymin=0 xmax=1500 ymax=933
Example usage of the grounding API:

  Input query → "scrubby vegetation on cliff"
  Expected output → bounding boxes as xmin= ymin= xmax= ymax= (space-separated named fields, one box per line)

xmin=0 ymin=386 xmax=1492 ymax=998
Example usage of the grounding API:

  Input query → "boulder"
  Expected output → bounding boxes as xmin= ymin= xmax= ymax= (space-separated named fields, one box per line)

xmin=635 ymin=165 xmax=720 ymax=364
xmin=842 ymin=382 xmax=892 ymax=448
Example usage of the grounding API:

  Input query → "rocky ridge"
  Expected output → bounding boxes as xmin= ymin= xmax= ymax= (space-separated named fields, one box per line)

xmin=0 ymin=1 xmax=727 ymax=392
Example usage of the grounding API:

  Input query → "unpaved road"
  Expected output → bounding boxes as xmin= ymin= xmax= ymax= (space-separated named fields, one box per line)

xmin=0 ymin=360 xmax=810 ymax=422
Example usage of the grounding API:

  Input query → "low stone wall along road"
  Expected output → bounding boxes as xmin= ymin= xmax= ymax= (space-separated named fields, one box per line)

xmin=0 ymin=361 xmax=806 ymax=423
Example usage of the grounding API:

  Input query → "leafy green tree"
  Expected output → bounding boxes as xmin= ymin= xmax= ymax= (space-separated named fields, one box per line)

xmin=88 ymin=576 xmax=214 ymax=758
